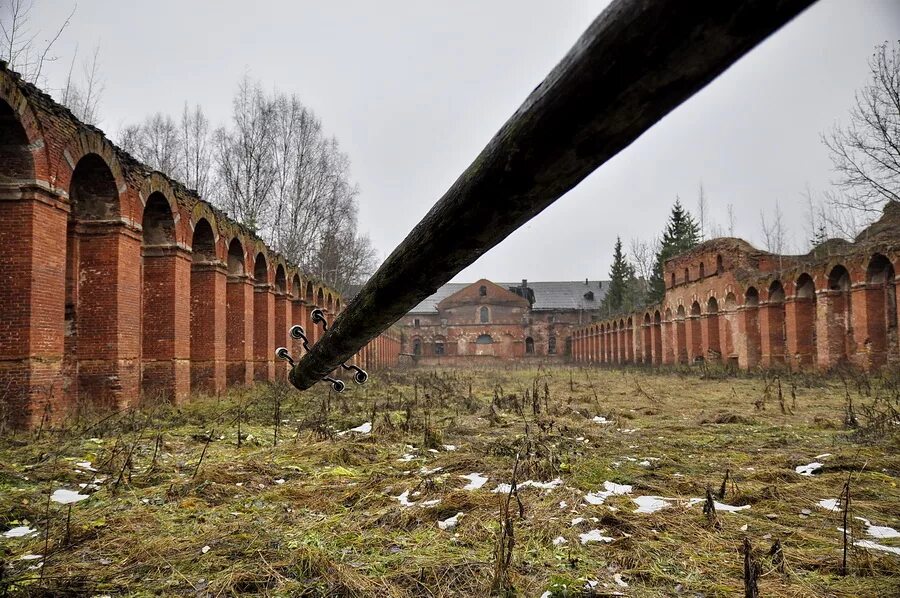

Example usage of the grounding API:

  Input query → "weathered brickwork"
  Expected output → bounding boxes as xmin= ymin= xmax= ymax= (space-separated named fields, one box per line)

xmin=573 ymin=205 xmax=900 ymax=371
xmin=0 ymin=65 xmax=397 ymax=428
xmin=400 ymin=279 xmax=603 ymax=364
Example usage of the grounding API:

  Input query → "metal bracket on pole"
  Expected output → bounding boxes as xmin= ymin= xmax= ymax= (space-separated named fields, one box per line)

xmin=276 ymin=308 xmax=368 ymax=393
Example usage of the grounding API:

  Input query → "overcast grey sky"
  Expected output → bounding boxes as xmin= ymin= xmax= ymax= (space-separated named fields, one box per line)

xmin=33 ymin=0 xmax=900 ymax=282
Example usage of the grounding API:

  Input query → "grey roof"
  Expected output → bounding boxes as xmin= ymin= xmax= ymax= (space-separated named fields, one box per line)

xmin=409 ymin=280 xmax=608 ymax=314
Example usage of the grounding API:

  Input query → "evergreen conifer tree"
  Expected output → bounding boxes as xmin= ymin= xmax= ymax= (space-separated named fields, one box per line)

xmin=602 ymin=236 xmax=635 ymax=315
xmin=647 ymin=199 xmax=701 ymax=302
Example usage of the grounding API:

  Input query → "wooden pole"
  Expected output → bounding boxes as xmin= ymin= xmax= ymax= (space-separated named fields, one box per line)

xmin=290 ymin=0 xmax=817 ymax=390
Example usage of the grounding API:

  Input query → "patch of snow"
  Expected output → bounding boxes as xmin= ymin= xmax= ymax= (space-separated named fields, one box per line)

xmin=274 ymin=479 xmax=285 ymax=485
xmin=592 ymin=416 xmax=612 ymax=424
xmin=492 ymin=483 xmax=512 ymax=494
xmin=686 ymin=498 xmax=750 ymax=512
xmin=855 ymin=517 xmax=900 ymax=539
xmin=397 ymin=454 xmax=417 ymax=462
xmin=559 ymin=501 xmax=568 ymax=510
xmin=553 ymin=536 xmax=567 ymax=545
xmin=19 ymin=554 xmax=42 ymax=560
xmin=579 ymin=529 xmax=614 ymax=544
xmin=854 ymin=539 xmax=900 ymax=556
xmin=442 ymin=445 xmax=457 ymax=451
xmin=51 ymin=489 xmax=89 ymax=505
xmin=201 ymin=545 xmax=210 ymax=554
xmin=461 ymin=473 xmax=488 ymax=490
xmin=420 ymin=466 xmax=443 ymax=475
xmin=74 ymin=461 xmax=97 ymax=472
xmin=571 ymin=517 xmax=585 ymax=526
xmin=613 ymin=573 xmax=629 ymax=587
xmin=438 ymin=512 xmax=463 ymax=530
xmin=421 ymin=499 xmax=441 ymax=507
xmin=338 ymin=421 xmax=372 ymax=436
xmin=818 ymin=498 xmax=841 ymax=512
xmin=638 ymin=460 xmax=652 ymax=467
xmin=585 ymin=480 xmax=632 ymax=505
xmin=815 ymin=453 xmax=832 ymax=460
xmin=395 ymin=490 xmax=416 ymax=508
xmin=633 ymin=496 xmax=672 ymax=514
xmin=795 ymin=462 xmax=823 ymax=476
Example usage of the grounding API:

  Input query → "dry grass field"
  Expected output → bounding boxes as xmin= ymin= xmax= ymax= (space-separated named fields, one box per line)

xmin=1 ymin=366 xmax=899 ymax=597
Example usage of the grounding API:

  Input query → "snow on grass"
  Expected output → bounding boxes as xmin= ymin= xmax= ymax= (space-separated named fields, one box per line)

xmin=51 ymin=489 xmax=90 ymax=504
xmin=818 ymin=498 xmax=841 ymax=512
xmin=3 ymin=526 xmax=37 ymax=538
xmin=854 ymin=539 xmax=900 ymax=556
xmin=579 ymin=529 xmax=614 ymax=544
xmin=613 ymin=573 xmax=629 ymax=587
xmin=337 ymin=421 xmax=372 ymax=436
xmin=685 ymin=498 xmax=750 ymax=512
xmin=795 ymin=462 xmax=824 ymax=476
xmin=397 ymin=453 xmax=418 ymax=462
xmin=74 ymin=461 xmax=97 ymax=472
xmin=395 ymin=490 xmax=416 ymax=508
xmin=856 ymin=517 xmax=900 ymax=539
xmin=19 ymin=554 xmax=42 ymax=560
xmin=584 ymin=480 xmax=633 ymax=505
xmin=592 ymin=416 xmax=612 ymax=424
xmin=442 ymin=445 xmax=457 ymax=451
xmin=438 ymin=512 xmax=463 ymax=530
xmin=633 ymin=496 xmax=672 ymax=514
xmin=460 ymin=473 xmax=488 ymax=490
xmin=552 ymin=536 xmax=567 ymax=546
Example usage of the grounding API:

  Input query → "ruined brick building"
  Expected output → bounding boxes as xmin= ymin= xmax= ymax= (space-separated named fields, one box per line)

xmin=572 ymin=203 xmax=899 ymax=371
xmin=400 ymin=279 xmax=606 ymax=362
xmin=0 ymin=64 xmax=400 ymax=428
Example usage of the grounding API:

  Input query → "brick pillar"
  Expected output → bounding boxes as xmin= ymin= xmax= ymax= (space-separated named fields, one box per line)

xmin=593 ymin=329 xmax=601 ymax=365
xmin=660 ymin=319 xmax=673 ymax=365
xmin=274 ymin=292 xmax=290 ymax=381
xmin=642 ymin=324 xmax=652 ymax=364
xmin=738 ymin=305 xmax=761 ymax=369
xmin=625 ymin=326 xmax=634 ymax=363
xmin=253 ymin=283 xmax=275 ymax=381
xmin=226 ymin=275 xmax=253 ymax=385
xmin=291 ymin=299 xmax=306 ymax=359
xmin=81 ymin=224 xmax=142 ymax=410
xmin=702 ymin=313 xmax=720 ymax=362
xmin=190 ymin=262 xmax=226 ymax=394
xmin=687 ymin=316 xmax=702 ymax=362
xmin=142 ymin=247 xmax=191 ymax=402
xmin=816 ymin=290 xmax=850 ymax=369
xmin=851 ymin=284 xmax=893 ymax=370
xmin=675 ymin=319 xmax=688 ymax=364
xmin=0 ymin=186 xmax=68 ymax=427
xmin=785 ymin=297 xmax=816 ymax=370
xmin=759 ymin=302 xmax=785 ymax=367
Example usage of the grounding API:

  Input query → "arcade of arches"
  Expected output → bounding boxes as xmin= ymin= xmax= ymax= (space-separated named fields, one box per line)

xmin=0 ymin=65 xmax=399 ymax=428
xmin=572 ymin=212 xmax=900 ymax=372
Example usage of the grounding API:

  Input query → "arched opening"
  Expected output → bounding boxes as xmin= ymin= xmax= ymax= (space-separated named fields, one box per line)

xmin=0 ymin=99 xmax=34 ymax=180
xmin=252 ymin=253 xmax=272 ymax=381
xmin=764 ymin=280 xmax=787 ymax=366
xmin=705 ymin=297 xmax=720 ymax=360
xmin=675 ymin=305 xmax=687 ymax=364
xmin=190 ymin=218 xmax=221 ymax=393
xmin=611 ymin=321 xmax=620 ymax=363
xmin=699 ymin=262 xmax=706 ymax=279
xmin=434 ymin=336 xmax=445 ymax=356
xmin=791 ymin=274 xmax=817 ymax=368
xmin=477 ymin=334 xmax=493 ymax=344
xmin=716 ymin=254 xmax=724 ymax=275
xmin=642 ymin=313 xmax=652 ymax=364
xmin=412 ymin=337 xmax=422 ymax=356
xmin=688 ymin=301 xmax=702 ymax=361
xmin=480 ymin=306 xmax=490 ymax=323
xmin=866 ymin=254 xmax=898 ymax=366
xmin=317 ymin=287 xmax=325 ymax=307
xmin=722 ymin=292 xmax=737 ymax=363
xmin=741 ymin=287 xmax=761 ymax=368
xmin=625 ymin=317 xmax=634 ymax=363
xmin=670 ymin=272 xmax=676 ymax=288
xmin=275 ymin=265 xmax=287 ymax=294
xmin=306 ymin=281 xmax=314 ymax=302
xmin=225 ymin=238 xmax=250 ymax=385
xmin=525 ymin=336 xmax=535 ymax=354
xmin=684 ymin=267 xmax=690 ymax=284
xmin=823 ymin=265 xmax=852 ymax=366
xmin=547 ymin=334 xmax=557 ymax=355
xmin=62 ymin=153 xmax=121 ymax=407
xmin=652 ymin=310 xmax=663 ymax=365
xmin=141 ymin=192 xmax=179 ymax=401
xmin=292 ymin=274 xmax=302 ymax=299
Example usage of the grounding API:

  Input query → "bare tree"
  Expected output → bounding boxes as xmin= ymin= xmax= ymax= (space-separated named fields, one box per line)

xmin=759 ymin=199 xmax=787 ymax=254
xmin=628 ymin=236 xmax=658 ymax=284
xmin=697 ymin=182 xmax=708 ymax=241
xmin=0 ymin=0 xmax=75 ymax=86
xmin=180 ymin=103 xmax=213 ymax=196
xmin=823 ymin=41 xmax=900 ymax=230
xmin=726 ymin=203 xmax=735 ymax=237
xmin=62 ymin=43 xmax=104 ymax=125
xmin=214 ymin=76 xmax=277 ymax=233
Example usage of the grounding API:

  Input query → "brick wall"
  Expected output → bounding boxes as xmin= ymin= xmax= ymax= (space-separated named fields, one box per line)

xmin=0 ymin=65 xmax=397 ymax=429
